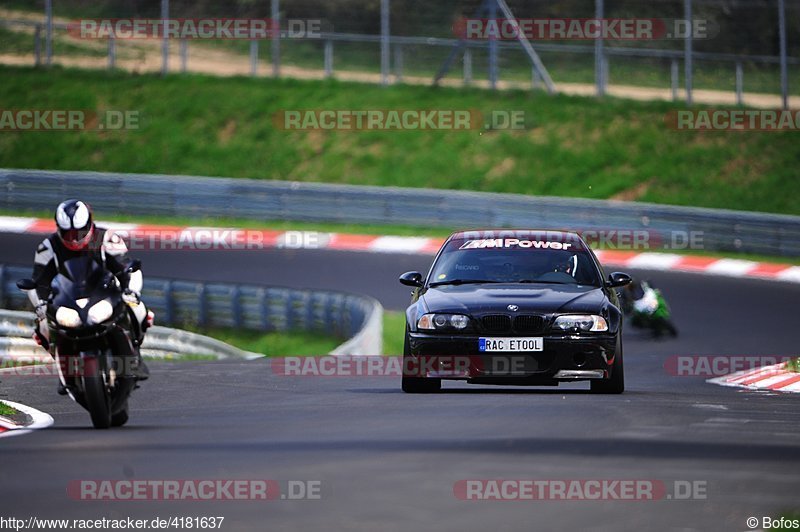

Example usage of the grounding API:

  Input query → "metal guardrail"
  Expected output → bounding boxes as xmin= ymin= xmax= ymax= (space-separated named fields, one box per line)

xmin=0 ymin=309 xmax=263 ymax=360
xmin=0 ymin=264 xmax=383 ymax=357
xmin=2 ymin=169 xmax=800 ymax=257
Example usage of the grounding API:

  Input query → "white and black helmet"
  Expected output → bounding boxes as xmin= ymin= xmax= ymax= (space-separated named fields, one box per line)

xmin=55 ymin=199 xmax=94 ymax=250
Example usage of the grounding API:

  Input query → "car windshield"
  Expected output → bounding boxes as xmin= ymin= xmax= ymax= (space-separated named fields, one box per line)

xmin=428 ymin=234 xmax=602 ymax=287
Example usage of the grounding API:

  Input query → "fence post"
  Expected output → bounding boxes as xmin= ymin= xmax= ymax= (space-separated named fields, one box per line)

xmin=684 ymin=0 xmax=693 ymax=105
xmin=380 ymin=0 xmax=390 ymax=86
xmin=735 ymin=61 xmax=743 ymax=105
xmin=671 ymin=59 xmax=678 ymax=101
xmin=463 ymin=48 xmax=472 ymax=86
xmin=271 ymin=0 xmax=280 ymax=77
xmin=180 ymin=39 xmax=188 ymax=72
xmin=488 ymin=0 xmax=498 ymax=90
xmin=161 ymin=0 xmax=169 ymax=76
xmin=594 ymin=0 xmax=605 ymax=96
xmin=324 ymin=39 xmax=333 ymax=78
xmin=108 ymin=34 xmax=115 ymax=70
xmin=250 ymin=40 xmax=258 ymax=76
xmin=778 ymin=0 xmax=788 ymax=110
xmin=34 ymin=24 xmax=42 ymax=67
xmin=394 ymin=43 xmax=403 ymax=83
xmin=44 ymin=0 xmax=52 ymax=66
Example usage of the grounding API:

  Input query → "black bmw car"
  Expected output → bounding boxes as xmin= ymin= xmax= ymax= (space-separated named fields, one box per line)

xmin=399 ymin=230 xmax=631 ymax=394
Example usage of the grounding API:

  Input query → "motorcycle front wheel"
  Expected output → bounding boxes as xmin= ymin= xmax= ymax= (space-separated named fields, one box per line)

xmin=82 ymin=356 xmax=112 ymax=429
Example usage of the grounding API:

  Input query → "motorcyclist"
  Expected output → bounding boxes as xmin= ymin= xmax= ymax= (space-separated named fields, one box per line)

xmin=620 ymin=278 xmax=678 ymax=337
xmin=28 ymin=199 xmax=152 ymax=393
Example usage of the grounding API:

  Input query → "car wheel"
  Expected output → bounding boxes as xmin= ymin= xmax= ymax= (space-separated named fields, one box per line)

xmin=401 ymin=333 xmax=441 ymax=394
xmin=591 ymin=341 xmax=624 ymax=394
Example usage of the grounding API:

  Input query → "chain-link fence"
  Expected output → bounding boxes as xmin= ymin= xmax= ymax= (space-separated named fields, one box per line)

xmin=0 ymin=0 xmax=797 ymax=105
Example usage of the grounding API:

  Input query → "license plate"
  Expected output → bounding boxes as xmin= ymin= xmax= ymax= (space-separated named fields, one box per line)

xmin=479 ymin=337 xmax=543 ymax=352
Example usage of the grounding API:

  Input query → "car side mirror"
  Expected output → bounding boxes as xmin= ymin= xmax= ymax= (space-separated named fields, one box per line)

xmin=606 ymin=272 xmax=632 ymax=288
xmin=125 ymin=259 xmax=142 ymax=274
xmin=16 ymin=278 xmax=37 ymax=291
xmin=399 ymin=271 xmax=424 ymax=287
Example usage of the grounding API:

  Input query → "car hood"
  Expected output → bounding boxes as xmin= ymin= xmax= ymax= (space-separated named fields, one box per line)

xmin=420 ymin=283 xmax=606 ymax=315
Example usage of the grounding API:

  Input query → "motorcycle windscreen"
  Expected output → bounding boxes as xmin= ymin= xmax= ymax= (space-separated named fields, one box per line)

xmin=51 ymin=257 xmax=105 ymax=300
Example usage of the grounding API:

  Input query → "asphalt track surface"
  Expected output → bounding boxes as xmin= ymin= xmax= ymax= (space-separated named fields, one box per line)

xmin=1 ymin=232 xmax=799 ymax=532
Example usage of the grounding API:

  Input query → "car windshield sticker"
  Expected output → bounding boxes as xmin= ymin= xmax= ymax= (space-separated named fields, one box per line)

xmin=459 ymin=239 xmax=573 ymax=250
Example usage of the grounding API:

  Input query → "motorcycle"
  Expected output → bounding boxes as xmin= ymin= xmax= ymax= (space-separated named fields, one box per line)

xmin=620 ymin=280 xmax=678 ymax=338
xmin=17 ymin=257 xmax=144 ymax=429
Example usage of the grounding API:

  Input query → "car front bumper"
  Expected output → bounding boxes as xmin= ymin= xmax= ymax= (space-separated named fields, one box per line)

xmin=406 ymin=331 xmax=619 ymax=384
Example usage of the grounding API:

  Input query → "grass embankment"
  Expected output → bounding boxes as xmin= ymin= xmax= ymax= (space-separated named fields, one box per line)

xmin=199 ymin=328 xmax=342 ymax=357
xmin=1 ymin=66 xmax=799 ymax=215
xmin=0 ymin=401 xmax=19 ymax=417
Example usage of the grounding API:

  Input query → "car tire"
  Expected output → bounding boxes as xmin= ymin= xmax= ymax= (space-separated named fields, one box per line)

xmin=401 ymin=333 xmax=441 ymax=393
xmin=591 ymin=341 xmax=624 ymax=394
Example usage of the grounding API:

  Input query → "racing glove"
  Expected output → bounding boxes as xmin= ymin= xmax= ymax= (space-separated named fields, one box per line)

xmin=122 ymin=289 xmax=141 ymax=307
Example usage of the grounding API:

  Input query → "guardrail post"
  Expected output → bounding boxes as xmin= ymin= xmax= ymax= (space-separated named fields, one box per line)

xmin=463 ymin=48 xmax=472 ymax=86
xmin=108 ymin=34 xmax=116 ymax=70
xmin=735 ymin=61 xmax=743 ymax=105
xmin=163 ymin=280 xmax=174 ymax=326
xmin=34 ymin=24 xmax=42 ymax=67
xmin=250 ymin=40 xmax=258 ymax=77
xmin=258 ymin=288 xmax=269 ymax=330
xmin=197 ymin=283 xmax=207 ymax=328
xmin=231 ymin=286 xmax=243 ymax=329
xmin=0 ymin=265 xmax=5 ymax=308
xmin=324 ymin=39 xmax=333 ymax=78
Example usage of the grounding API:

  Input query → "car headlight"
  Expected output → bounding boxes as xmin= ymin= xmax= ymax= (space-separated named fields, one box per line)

xmin=553 ymin=314 xmax=609 ymax=332
xmin=55 ymin=307 xmax=82 ymax=328
xmin=87 ymin=299 xmax=114 ymax=325
xmin=417 ymin=313 xmax=471 ymax=331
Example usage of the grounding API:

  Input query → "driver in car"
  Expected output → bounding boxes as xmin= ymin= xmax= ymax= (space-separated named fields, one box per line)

xmin=28 ymin=199 xmax=152 ymax=392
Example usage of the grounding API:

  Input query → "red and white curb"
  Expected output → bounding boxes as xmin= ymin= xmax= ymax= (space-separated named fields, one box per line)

xmin=708 ymin=363 xmax=800 ymax=393
xmin=1 ymin=215 xmax=799 ymax=283
xmin=0 ymin=399 xmax=54 ymax=438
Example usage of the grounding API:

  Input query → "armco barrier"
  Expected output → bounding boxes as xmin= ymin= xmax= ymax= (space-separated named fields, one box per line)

xmin=0 ymin=309 xmax=262 ymax=361
xmin=1 ymin=169 xmax=799 ymax=257
xmin=0 ymin=265 xmax=383 ymax=357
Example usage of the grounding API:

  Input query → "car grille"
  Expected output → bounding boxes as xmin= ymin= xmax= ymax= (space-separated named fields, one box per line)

xmin=482 ymin=314 xmax=512 ymax=333
xmin=514 ymin=315 xmax=545 ymax=334
xmin=481 ymin=314 xmax=546 ymax=334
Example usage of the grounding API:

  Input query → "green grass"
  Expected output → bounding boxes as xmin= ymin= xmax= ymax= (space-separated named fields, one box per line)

xmin=383 ymin=311 xmax=407 ymax=357
xmin=0 ymin=401 xmax=19 ymax=417
xmin=196 ymin=327 xmax=341 ymax=357
xmin=1 ymin=65 xmax=799 ymax=216
xmin=787 ymin=358 xmax=800 ymax=373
